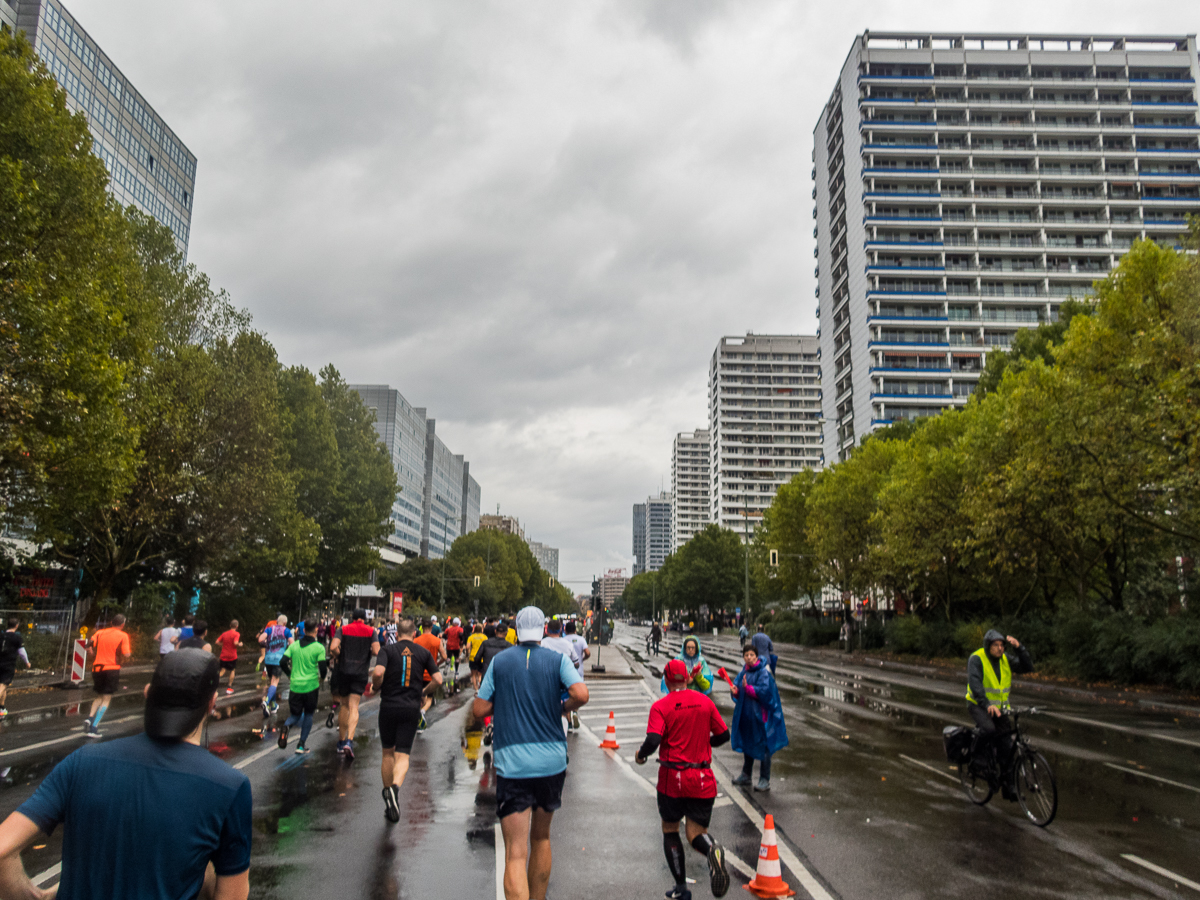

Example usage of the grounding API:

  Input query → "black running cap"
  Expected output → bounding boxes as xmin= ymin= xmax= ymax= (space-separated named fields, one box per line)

xmin=144 ymin=649 xmax=219 ymax=740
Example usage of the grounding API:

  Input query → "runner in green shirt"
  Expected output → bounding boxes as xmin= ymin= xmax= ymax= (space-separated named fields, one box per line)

xmin=279 ymin=621 xmax=328 ymax=754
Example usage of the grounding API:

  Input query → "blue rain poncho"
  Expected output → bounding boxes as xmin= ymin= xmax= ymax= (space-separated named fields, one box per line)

xmin=731 ymin=656 xmax=788 ymax=760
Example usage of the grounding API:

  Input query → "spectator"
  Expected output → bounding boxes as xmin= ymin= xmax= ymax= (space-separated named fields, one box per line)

xmin=751 ymin=624 xmax=776 ymax=674
xmin=0 ymin=617 xmax=31 ymax=718
xmin=0 ymin=649 xmax=251 ymax=899
xmin=473 ymin=607 xmax=589 ymax=900
xmin=729 ymin=645 xmax=788 ymax=792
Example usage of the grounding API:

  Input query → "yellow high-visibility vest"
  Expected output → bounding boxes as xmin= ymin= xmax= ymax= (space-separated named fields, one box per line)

xmin=966 ymin=647 xmax=1011 ymax=707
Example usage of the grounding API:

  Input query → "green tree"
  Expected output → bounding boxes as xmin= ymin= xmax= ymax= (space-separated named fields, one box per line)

xmin=660 ymin=524 xmax=744 ymax=620
xmin=975 ymin=299 xmax=1091 ymax=397
xmin=751 ymin=469 xmax=822 ymax=614
xmin=0 ymin=34 xmax=144 ymax=532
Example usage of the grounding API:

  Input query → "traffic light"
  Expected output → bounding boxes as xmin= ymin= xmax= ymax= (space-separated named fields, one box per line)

xmin=549 ymin=577 xmax=555 ymax=588
xmin=769 ymin=549 xmax=779 ymax=567
xmin=473 ymin=575 xmax=480 ymax=587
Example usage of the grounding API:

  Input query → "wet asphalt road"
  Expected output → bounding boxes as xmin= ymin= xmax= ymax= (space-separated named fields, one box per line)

xmin=0 ymin=628 xmax=1197 ymax=899
xmin=632 ymin=624 xmax=1200 ymax=900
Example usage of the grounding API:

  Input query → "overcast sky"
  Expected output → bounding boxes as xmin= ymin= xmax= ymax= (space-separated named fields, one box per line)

xmin=67 ymin=0 xmax=1194 ymax=587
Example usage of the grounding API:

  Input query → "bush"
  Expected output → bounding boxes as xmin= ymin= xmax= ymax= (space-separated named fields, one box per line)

xmin=954 ymin=621 xmax=991 ymax=656
xmin=764 ymin=612 xmax=840 ymax=648
xmin=886 ymin=614 xmax=925 ymax=654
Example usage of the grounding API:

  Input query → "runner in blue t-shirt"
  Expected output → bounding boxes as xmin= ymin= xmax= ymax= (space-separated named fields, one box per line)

xmin=259 ymin=614 xmax=293 ymax=716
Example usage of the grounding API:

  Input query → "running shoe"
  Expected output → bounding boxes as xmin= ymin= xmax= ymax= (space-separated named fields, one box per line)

xmin=731 ymin=773 xmax=751 ymax=786
xmin=753 ymin=778 xmax=770 ymax=792
xmin=342 ymin=741 xmax=355 ymax=761
xmin=294 ymin=744 xmax=309 ymax=755
xmin=261 ymin=699 xmax=271 ymax=718
xmin=277 ymin=725 xmax=289 ymax=749
xmin=269 ymin=701 xmax=279 ymax=714
xmin=570 ymin=711 xmax=580 ymax=731
xmin=664 ymin=887 xmax=691 ymax=900
xmin=84 ymin=726 xmax=101 ymax=739
xmin=225 ymin=688 xmax=234 ymax=695
xmin=0 ymin=707 xmax=7 ymax=718
xmin=707 ymin=841 xmax=730 ymax=898
xmin=382 ymin=785 xmax=400 ymax=823
xmin=418 ymin=711 xmax=427 ymax=731
xmin=255 ymin=660 xmax=262 ymax=672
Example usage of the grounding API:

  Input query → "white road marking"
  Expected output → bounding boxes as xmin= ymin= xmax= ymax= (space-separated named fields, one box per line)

xmin=807 ymin=713 xmax=846 ymax=731
xmin=1047 ymin=712 xmax=1200 ymax=749
xmin=494 ymin=822 xmax=505 ymax=900
xmin=0 ymin=715 xmax=143 ymax=758
xmin=32 ymin=862 xmax=60 ymax=887
xmin=711 ymin=766 xmax=835 ymax=900
xmin=232 ymin=742 xmax=279 ymax=771
xmin=899 ymin=753 xmax=959 ymax=782
xmin=1121 ymin=855 xmax=1200 ymax=892
xmin=1105 ymin=763 xmax=1200 ymax=795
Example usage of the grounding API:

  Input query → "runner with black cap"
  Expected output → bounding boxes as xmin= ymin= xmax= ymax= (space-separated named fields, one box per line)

xmin=636 ymin=658 xmax=731 ymax=900
xmin=0 ymin=649 xmax=252 ymax=899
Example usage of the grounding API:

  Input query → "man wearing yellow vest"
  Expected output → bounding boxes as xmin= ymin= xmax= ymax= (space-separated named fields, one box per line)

xmin=966 ymin=629 xmax=1034 ymax=795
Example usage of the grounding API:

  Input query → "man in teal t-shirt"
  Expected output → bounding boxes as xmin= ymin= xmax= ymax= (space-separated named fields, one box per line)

xmin=279 ymin=620 xmax=327 ymax=754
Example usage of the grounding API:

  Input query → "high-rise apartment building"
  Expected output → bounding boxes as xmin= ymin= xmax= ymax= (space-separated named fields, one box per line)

xmin=816 ymin=32 xmax=1200 ymax=462
xmin=709 ymin=334 xmax=823 ymax=538
xmin=632 ymin=503 xmax=646 ymax=575
xmin=597 ymin=569 xmax=631 ymax=605
xmin=480 ymin=514 xmax=523 ymax=539
xmin=3 ymin=1 xmax=197 ymax=255
xmin=671 ymin=429 xmax=710 ymax=551
xmin=632 ymin=493 xmax=672 ymax=574
xmin=351 ymin=385 xmax=481 ymax=562
xmin=526 ymin=540 xmax=559 ymax=580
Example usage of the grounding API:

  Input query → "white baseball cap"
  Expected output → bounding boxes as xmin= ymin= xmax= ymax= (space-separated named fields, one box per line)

xmin=515 ymin=606 xmax=545 ymax=643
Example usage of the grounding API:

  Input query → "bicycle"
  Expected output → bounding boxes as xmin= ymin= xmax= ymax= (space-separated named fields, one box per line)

xmin=947 ymin=706 xmax=1058 ymax=827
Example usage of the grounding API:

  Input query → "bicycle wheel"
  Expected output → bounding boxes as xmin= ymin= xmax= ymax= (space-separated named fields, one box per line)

xmin=1014 ymin=748 xmax=1057 ymax=827
xmin=959 ymin=761 xmax=994 ymax=805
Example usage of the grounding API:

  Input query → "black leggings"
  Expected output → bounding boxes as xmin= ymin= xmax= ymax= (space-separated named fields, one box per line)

xmin=968 ymin=704 xmax=1014 ymax=768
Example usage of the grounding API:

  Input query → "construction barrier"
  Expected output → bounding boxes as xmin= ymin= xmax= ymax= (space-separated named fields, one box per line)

xmin=69 ymin=639 xmax=87 ymax=685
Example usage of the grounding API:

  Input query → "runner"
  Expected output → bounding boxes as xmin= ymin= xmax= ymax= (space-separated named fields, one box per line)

xmin=153 ymin=616 xmax=180 ymax=659
xmin=84 ymin=615 xmax=132 ymax=738
xmin=0 ymin=617 xmax=31 ymax=718
xmin=413 ymin=619 xmax=445 ymax=730
xmin=177 ymin=615 xmax=194 ymax=643
xmin=372 ymin=616 xmax=442 ymax=822
xmin=540 ymin=619 xmax=582 ymax=733
xmin=465 ymin=623 xmax=487 ymax=690
xmin=278 ymin=619 xmax=328 ymax=755
xmin=377 ymin=615 xmax=399 ymax=647
xmin=503 ymin=618 xmax=518 ymax=645
xmin=636 ymin=658 xmax=731 ymax=900
xmin=255 ymin=617 xmax=275 ymax=675
xmin=329 ymin=609 xmax=380 ymax=759
xmin=258 ymin=614 xmax=293 ymax=716
xmin=562 ymin=620 xmax=590 ymax=731
xmin=177 ymin=620 xmax=212 ymax=653
xmin=428 ymin=615 xmax=441 ymax=638
xmin=444 ymin=617 xmax=465 ymax=682
xmin=217 ymin=620 xmax=243 ymax=695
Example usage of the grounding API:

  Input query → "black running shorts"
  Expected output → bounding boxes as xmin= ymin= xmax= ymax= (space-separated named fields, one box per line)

xmin=0 ymin=667 xmax=14 ymax=686
xmin=378 ymin=705 xmax=421 ymax=754
xmin=265 ymin=664 xmax=282 ymax=679
xmin=92 ymin=668 xmax=120 ymax=696
xmin=288 ymin=688 xmax=319 ymax=717
xmin=656 ymin=791 xmax=714 ymax=828
xmin=219 ymin=659 xmax=237 ymax=674
xmin=496 ymin=771 xmax=567 ymax=819
xmin=331 ymin=671 xmax=368 ymax=697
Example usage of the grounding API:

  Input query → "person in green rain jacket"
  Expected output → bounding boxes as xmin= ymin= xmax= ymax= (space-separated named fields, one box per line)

xmin=660 ymin=636 xmax=713 ymax=695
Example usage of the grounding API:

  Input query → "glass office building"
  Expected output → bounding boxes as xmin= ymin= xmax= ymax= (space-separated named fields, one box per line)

xmin=2 ymin=0 xmax=196 ymax=255
xmin=352 ymin=385 xmax=482 ymax=563
xmin=816 ymin=32 xmax=1200 ymax=462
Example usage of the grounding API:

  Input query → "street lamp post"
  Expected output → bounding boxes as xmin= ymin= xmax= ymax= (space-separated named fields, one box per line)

xmin=743 ymin=492 xmax=751 ymax=624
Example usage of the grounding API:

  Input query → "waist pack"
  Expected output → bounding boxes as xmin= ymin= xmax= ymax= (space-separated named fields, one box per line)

xmin=943 ymin=725 xmax=973 ymax=763
xmin=659 ymin=760 xmax=711 ymax=771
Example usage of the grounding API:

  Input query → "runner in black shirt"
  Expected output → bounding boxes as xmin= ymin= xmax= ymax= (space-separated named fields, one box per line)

xmin=0 ymin=617 xmax=31 ymax=717
xmin=372 ymin=617 xmax=442 ymax=822
xmin=329 ymin=609 xmax=380 ymax=759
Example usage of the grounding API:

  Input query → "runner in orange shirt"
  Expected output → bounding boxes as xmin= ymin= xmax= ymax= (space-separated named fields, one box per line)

xmin=86 ymin=614 xmax=132 ymax=738
xmin=413 ymin=620 xmax=445 ymax=731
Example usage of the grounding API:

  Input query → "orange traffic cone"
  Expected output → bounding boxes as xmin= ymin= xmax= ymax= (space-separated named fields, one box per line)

xmin=745 ymin=814 xmax=795 ymax=898
xmin=598 ymin=711 xmax=620 ymax=749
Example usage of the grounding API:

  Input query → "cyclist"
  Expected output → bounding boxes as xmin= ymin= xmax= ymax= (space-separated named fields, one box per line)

xmin=329 ymin=609 xmax=380 ymax=759
xmin=258 ymin=615 xmax=293 ymax=715
xmin=967 ymin=629 xmax=1034 ymax=797
xmin=636 ymin=659 xmax=731 ymax=900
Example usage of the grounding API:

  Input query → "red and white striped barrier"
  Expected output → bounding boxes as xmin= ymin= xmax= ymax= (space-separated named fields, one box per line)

xmin=70 ymin=640 xmax=87 ymax=685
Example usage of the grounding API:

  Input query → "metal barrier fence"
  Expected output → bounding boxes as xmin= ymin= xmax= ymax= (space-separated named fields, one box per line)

xmin=0 ymin=607 xmax=76 ymax=677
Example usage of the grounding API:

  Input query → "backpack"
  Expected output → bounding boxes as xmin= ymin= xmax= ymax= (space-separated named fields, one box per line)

xmin=943 ymin=725 xmax=973 ymax=763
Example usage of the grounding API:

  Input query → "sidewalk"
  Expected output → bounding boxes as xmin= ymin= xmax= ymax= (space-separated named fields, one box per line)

xmin=583 ymin=642 xmax=640 ymax=680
